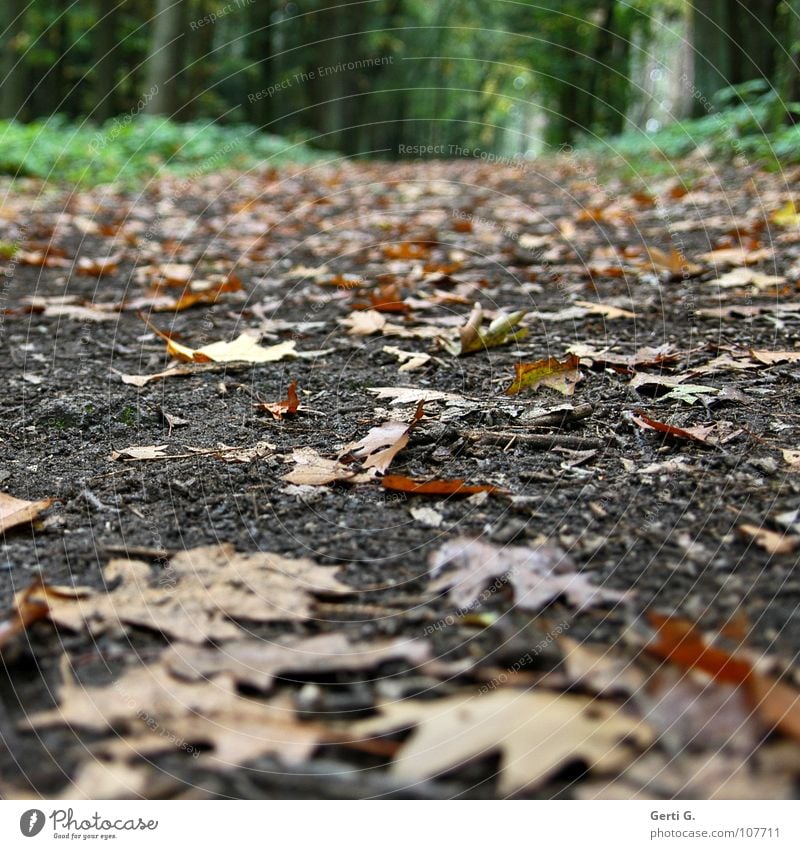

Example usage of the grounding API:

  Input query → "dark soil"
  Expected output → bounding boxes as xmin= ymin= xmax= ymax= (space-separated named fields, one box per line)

xmin=1 ymin=157 xmax=799 ymax=799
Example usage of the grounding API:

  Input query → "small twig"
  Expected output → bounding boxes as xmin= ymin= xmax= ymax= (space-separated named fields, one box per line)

xmin=100 ymin=544 xmax=178 ymax=560
xmin=466 ymin=431 xmax=602 ymax=450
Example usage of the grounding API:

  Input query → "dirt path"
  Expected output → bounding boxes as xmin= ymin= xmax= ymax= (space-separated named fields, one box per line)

xmin=1 ymin=157 xmax=799 ymax=799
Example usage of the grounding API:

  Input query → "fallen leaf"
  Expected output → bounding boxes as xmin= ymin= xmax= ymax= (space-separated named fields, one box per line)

xmin=127 ymin=276 xmax=244 ymax=312
xmin=409 ymin=506 xmax=443 ymax=528
xmin=0 ymin=492 xmax=53 ymax=534
xmin=144 ymin=317 xmax=304 ymax=364
xmin=644 ymin=247 xmax=703 ymax=277
xmin=340 ymin=310 xmax=386 ymax=336
xmin=255 ymin=381 xmax=300 ymax=420
xmin=381 ymin=475 xmax=505 ymax=497
xmin=569 ymin=343 xmax=682 ymax=370
xmin=631 ymin=413 xmax=717 ymax=444
xmin=629 ymin=374 xmax=719 ymax=405
xmin=339 ymin=403 xmax=424 ymax=473
xmin=429 ymin=537 xmax=628 ymax=612
xmin=644 ymin=613 xmax=800 ymax=743
xmin=36 ymin=544 xmax=352 ymax=643
xmin=110 ymin=445 xmax=170 ymax=461
xmin=573 ymin=300 xmax=636 ymax=319
xmin=283 ymin=448 xmax=374 ymax=486
xmin=505 ymin=354 xmax=581 ymax=396
xmin=711 ymin=268 xmax=785 ymax=290
xmin=749 ymin=350 xmax=800 ymax=365
xmin=697 ymin=246 xmax=774 ymax=266
xmin=382 ymin=346 xmax=431 ymax=372
xmin=165 ymin=633 xmax=430 ymax=692
xmin=350 ymin=690 xmax=652 ymax=794
xmin=152 ymin=262 xmax=193 ymax=285
xmin=28 ymin=658 xmax=331 ymax=769
xmin=696 ymin=302 xmax=800 ymax=319
xmin=740 ymin=524 xmax=799 ymax=555
xmin=367 ymin=386 xmax=466 ymax=406
xmin=771 ymin=201 xmax=800 ymax=228
xmin=76 ymin=253 xmax=122 ymax=277
xmin=781 ymin=449 xmax=800 ymax=471
xmin=454 ymin=302 xmax=528 ymax=355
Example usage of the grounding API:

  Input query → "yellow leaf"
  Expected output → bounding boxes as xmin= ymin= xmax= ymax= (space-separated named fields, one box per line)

xmin=771 ymin=201 xmax=800 ymax=228
xmin=143 ymin=317 xmax=299 ymax=364
xmin=505 ymin=354 xmax=581 ymax=396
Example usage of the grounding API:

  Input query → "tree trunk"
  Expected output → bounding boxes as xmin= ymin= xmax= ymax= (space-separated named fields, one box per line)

xmin=0 ymin=0 xmax=27 ymax=119
xmin=93 ymin=0 xmax=119 ymax=122
xmin=248 ymin=0 xmax=274 ymax=127
xmin=144 ymin=0 xmax=186 ymax=116
xmin=690 ymin=0 xmax=733 ymax=114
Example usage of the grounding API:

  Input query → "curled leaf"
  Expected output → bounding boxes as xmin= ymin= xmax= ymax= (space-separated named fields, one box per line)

xmin=256 ymin=381 xmax=300 ymax=420
xmin=505 ymin=354 xmax=581 ymax=396
xmin=455 ymin=303 xmax=528 ymax=356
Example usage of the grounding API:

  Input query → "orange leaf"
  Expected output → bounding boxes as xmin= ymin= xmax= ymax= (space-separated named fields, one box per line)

xmin=631 ymin=412 xmax=715 ymax=444
xmin=256 ymin=381 xmax=300 ymax=420
xmin=380 ymin=475 xmax=505 ymax=496
xmin=645 ymin=612 xmax=752 ymax=685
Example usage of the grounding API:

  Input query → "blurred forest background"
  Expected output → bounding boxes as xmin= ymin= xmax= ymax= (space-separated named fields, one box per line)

xmin=1 ymin=0 xmax=799 ymax=182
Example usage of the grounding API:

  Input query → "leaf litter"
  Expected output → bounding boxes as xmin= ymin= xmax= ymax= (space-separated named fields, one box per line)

xmin=4 ymin=155 xmax=800 ymax=800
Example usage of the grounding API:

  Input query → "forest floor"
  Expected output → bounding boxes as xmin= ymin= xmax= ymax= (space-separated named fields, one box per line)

xmin=1 ymin=154 xmax=800 ymax=800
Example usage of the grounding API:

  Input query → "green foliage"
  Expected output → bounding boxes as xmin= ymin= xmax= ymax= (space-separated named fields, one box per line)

xmin=0 ymin=116 xmax=327 ymax=185
xmin=583 ymin=80 xmax=800 ymax=176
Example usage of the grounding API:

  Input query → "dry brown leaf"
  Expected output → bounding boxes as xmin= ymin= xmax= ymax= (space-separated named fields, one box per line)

xmin=340 ymin=310 xmax=386 ymax=336
xmin=36 ymin=544 xmax=352 ymax=643
xmin=740 ymin=524 xmax=799 ymax=555
xmin=143 ymin=317 xmax=308 ymax=364
xmin=0 ymin=492 xmax=53 ymax=534
xmin=283 ymin=447 xmax=375 ymax=486
xmin=350 ymin=690 xmax=652 ymax=794
xmin=255 ymin=381 xmax=300 ymax=420
xmin=367 ymin=386 xmax=466 ymax=406
xmin=569 ymin=343 xmax=682 ymax=370
xmin=110 ymin=445 xmax=170 ymax=461
xmin=696 ymin=302 xmax=800 ymax=319
xmin=28 ymin=658 xmax=330 ymax=769
xmin=711 ymin=268 xmax=786 ymax=290
xmin=382 ymin=346 xmax=432 ymax=372
xmin=698 ymin=246 xmax=774 ymax=266
xmin=165 ymin=633 xmax=430 ymax=692
xmin=573 ymin=300 xmax=636 ymax=319
xmin=429 ymin=537 xmax=628 ymax=612
xmin=749 ymin=350 xmax=800 ymax=365
xmin=339 ymin=403 xmax=424 ymax=473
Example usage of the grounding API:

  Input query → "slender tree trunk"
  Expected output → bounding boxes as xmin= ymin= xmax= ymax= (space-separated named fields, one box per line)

xmin=144 ymin=0 xmax=186 ymax=116
xmin=730 ymin=0 xmax=780 ymax=85
xmin=691 ymin=0 xmax=733 ymax=114
xmin=249 ymin=0 xmax=274 ymax=127
xmin=0 ymin=0 xmax=27 ymax=119
xmin=93 ymin=0 xmax=120 ymax=122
